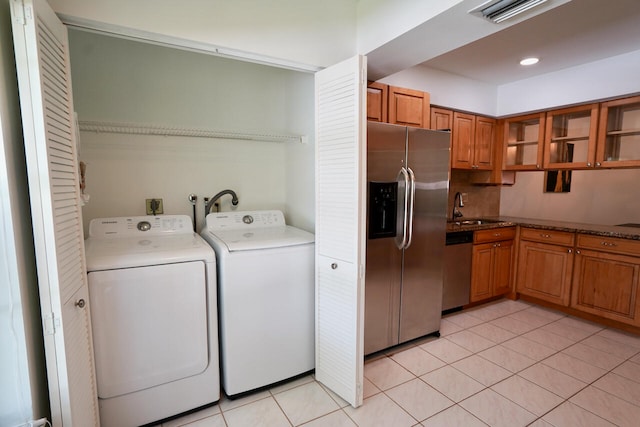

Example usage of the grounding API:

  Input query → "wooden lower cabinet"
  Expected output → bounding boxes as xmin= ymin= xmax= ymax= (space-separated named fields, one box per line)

xmin=471 ymin=228 xmax=515 ymax=302
xmin=516 ymin=228 xmax=575 ymax=306
xmin=571 ymin=234 xmax=640 ymax=326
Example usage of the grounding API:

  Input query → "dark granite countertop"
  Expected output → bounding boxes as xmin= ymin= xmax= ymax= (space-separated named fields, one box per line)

xmin=447 ymin=216 xmax=640 ymax=241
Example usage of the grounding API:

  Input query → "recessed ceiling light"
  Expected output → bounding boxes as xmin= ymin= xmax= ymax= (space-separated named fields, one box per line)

xmin=520 ymin=57 xmax=539 ymax=66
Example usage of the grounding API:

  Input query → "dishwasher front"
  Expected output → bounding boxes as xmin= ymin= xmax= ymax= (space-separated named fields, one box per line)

xmin=443 ymin=230 xmax=473 ymax=312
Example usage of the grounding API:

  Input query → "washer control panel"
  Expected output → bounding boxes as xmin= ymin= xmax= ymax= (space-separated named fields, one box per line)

xmin=89 ymin=215 xmax=193 ymax=237
xmin=205 ymin=210 xmax=285 ymax=231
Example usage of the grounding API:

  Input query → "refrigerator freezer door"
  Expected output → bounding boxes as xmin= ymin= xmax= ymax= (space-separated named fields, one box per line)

xmin=364 ymin=123 xmax=450 ymax=355
xmin=364 ymin=122 xmax=406 ymax=355
xmin=399 ymin=127 xmax=450 ymax=343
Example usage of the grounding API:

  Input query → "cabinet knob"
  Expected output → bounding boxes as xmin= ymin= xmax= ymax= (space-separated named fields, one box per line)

xmin=536 ymin=164 xmax=541 ymax=169
xmin=75 ymin=299 xmax=86 ymax=309
xmin=540 ymin=233 xmax=551 ymax=238
xmin=587 ymin=162 xmax=592 ymax=167
xmin=596 ymin=162 xmax=601 ymax=167
xmin=576 ymin=250 xmax=581 ymax=254
xmin=568 ymin=249 xmax=572 ymax=254
xmin=493 ymin=233 xmax=502 ymax=237
xmin=331 ymin=263 xmax=338 ymax=270
xmin=601 ymin=241 xmax=618 ymax=247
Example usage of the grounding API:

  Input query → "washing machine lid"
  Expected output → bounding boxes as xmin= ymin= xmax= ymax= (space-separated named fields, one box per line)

xmin=204 ymin=210 xmax=314 ymax=251
xmin=85 ymin=216 xmax=215 ymax=271
xmin=208 ymin=226 xmax=314 ymax=251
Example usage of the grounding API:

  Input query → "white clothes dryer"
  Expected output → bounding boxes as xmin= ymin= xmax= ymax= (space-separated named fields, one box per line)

xmin=84 ymin=215 xmax=219 ymax=427
xmin=200 ymin=210 xmax=315 ymax=397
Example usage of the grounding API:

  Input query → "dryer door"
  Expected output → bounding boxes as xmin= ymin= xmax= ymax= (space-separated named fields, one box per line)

xmin=88 ymin=261 xmax=208 ymax=398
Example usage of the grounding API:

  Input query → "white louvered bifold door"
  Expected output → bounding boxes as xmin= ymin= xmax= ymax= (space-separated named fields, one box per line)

xmin=314 ymin=55 xmax=367 ymax=408
xmin=10 ymin=0 xmax=99 ymax=425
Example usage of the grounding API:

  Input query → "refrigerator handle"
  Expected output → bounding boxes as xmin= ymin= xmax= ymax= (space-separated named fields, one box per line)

xmin=395 ymin=167 xmax=410 ymax=250
xmin=405 ymin=167 xmax=416 ymax=249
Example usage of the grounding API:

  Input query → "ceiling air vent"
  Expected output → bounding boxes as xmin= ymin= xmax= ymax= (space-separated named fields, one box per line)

xmin=469 ymin=0 xmax=549 ymax=23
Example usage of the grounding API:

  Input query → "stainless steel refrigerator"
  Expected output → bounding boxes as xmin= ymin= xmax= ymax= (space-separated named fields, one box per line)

xmin=365 ymin=121 xmax=450 ymax=355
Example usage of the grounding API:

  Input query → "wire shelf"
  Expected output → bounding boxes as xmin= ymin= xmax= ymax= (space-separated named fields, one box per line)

xmin=78 ymin=120 xmax=306 ymax=143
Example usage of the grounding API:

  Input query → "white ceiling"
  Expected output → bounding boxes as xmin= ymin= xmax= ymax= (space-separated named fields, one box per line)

xmin=367 ymin=0 xmax=640 ymax=85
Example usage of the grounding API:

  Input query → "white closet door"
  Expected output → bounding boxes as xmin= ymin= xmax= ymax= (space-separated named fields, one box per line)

xmin=10 ymin=0 xmax=98 ymax=425
xmin=314 ymin=55 xmax=367 ymax=408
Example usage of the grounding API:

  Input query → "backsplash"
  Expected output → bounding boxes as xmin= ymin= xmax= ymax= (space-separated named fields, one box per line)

xmin=449 ymin=170 xmax=501 ymax=220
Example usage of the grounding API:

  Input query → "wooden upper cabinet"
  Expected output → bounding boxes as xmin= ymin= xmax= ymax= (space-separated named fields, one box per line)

xmin=388 ymin=86 xmax=430 ymax=128
xmin=366 ymin=83 xmax=430 ymax=128
xmin=596 ymin=95 xmax=640 ymax=168
xmin=503 ymin=112 xmax=546 ymax=170
xmin=430 ymin=107 xmax=453 ymax=131
xmin=452 ymin=112 xmax=475 ymax=168
xmin=543 ymin=103 xmax=599 ymax=169
xmin=452 ymin=112 xmax=495 ymax=170
xmin=475 ymin=116 xmax=496 ymax=169
xmin=367 ymin=81 xmax=388 ymax=123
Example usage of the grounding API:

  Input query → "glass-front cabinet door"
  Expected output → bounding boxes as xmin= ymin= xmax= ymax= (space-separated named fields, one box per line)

xmin=544 ymin=104 xmax=599 ymax=169
xmin=597 ymin=95 xmax=640 ymax=168
xmin=503 ymin=112 xmax=546 ymax=170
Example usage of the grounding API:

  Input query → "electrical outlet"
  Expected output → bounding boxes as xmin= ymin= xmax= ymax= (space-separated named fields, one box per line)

xmin=146 ymin=198 xmax=164 ymax=215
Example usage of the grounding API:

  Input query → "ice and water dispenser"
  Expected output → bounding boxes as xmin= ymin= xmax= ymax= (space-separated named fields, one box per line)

xmin=368 ymin=182 xmax=397 ymax=239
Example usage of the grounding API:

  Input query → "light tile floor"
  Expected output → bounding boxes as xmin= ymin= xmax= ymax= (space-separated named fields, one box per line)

xmin=159 ymin=299 xmax=640 ymax=426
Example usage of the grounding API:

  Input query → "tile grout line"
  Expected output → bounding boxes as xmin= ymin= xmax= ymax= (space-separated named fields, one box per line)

xmin=394 ymin=302 xmax=537 ymax=424
xmin=434 ymin=303 xmax=623 ymax=425
xmin=177 ymin=300 xmax=640 ymax=427
xmin=353 ymin=302 xmax=637 ymax=425
xmin=446 ymin=303 xmax=640 ymax=426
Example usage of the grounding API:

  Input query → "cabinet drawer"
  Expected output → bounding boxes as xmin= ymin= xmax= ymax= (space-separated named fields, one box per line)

xmin=520 ymin=227 xmax=575 ymax=246
xmin=577 ymin=234 xmax=640 ymax=257
xmin=474 ymin=227 xmax=516 ymax=244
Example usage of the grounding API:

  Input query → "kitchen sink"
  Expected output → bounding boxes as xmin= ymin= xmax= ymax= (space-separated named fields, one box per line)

xmin=449 ymin=218 xmax=503 ymax=226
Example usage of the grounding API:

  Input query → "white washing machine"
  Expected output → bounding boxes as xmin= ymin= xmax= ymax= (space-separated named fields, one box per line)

xmin=84 ymin=215 xmax=219 ymax=427
xmin=200 ymin=210 xmax=315 ymax=397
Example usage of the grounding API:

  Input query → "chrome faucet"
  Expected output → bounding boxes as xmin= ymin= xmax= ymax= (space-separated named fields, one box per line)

xmin=205 ymin=189 xmax=239 ymax=215
xmin=452 ymin=192 xmax=464 ymax=221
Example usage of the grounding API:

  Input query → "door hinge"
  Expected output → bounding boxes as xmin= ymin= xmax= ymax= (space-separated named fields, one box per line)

xmin=24 ymin=3 xmax=32 ymax=21
xmin=11 ymin=0 xmax=30 ymax=25
xmin=43 ymin=312 xmax=59 ymax=335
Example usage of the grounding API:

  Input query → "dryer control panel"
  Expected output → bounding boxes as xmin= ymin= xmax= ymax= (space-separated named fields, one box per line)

xmin=89 ymin=215 xmax=193 ymax=237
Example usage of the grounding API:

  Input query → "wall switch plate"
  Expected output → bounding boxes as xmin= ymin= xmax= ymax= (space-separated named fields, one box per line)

xmin=146 ymin=198 xmax=164 ymax=215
